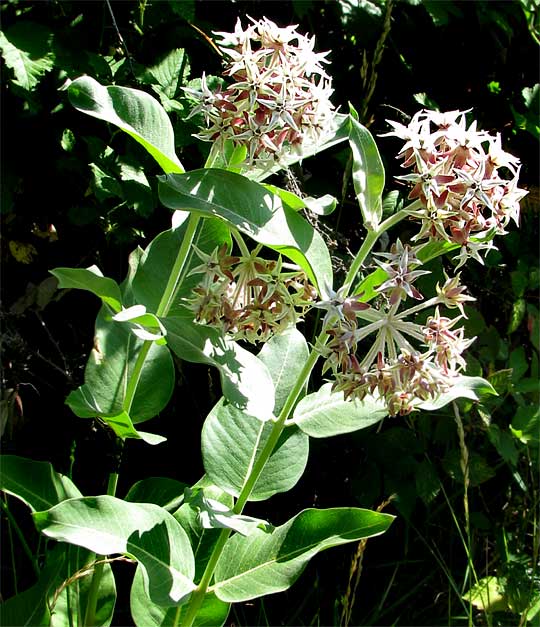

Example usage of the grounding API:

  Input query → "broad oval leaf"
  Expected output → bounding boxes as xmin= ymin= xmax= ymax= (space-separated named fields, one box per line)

xmin=213 ymin=507 xmax=394 ymax=602
xmin=0 ymin=455 xmax=82 ymax=513
xmin=163 ymin=315 xmax=274 ymax=421
xmin=291 ymin=383 xmax=388 ymax=438
xmin=158 ymin=169 xmax=333 ymax=297
xmin=67 ymin=76 xmax=184 ymax=174
xmin=66 ymin=307 xmax=175 ymax=424
xmin=125 ymin=477 xmax=187 ymax=512
xmin=50 ymin=266 xmax=122 ymax=313
xmin=349 ymin=107 xmax=385 ymax=231
xmin=202 ymin=399 xmax=309 ymax=501
xmin=33 ymin=496 xmax=195 ymax=607
xmin=130 ymin=567 xmax=230 ymax=627
xmin=257 ymin=327 xmax=309 ymax=416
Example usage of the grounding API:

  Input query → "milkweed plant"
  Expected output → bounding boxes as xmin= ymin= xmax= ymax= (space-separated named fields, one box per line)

xmin=1 ymin=17 xmax=527 ymax=626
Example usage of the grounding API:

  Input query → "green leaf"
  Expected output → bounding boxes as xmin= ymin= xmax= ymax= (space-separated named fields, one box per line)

xmin=511 ymin=405 xmax=540 ymax=444
xmin=119 ymin=161 xmax=155 ymax=216
xmin=263 ymin=185 xmax=337 ymax=216
xmin=257 ymin=328 xmax=309 ymax=416
xmin=292 ymin=383 xmax=388 ymax=437
xmin=104 ymin=410 xmax=167 ymax=445
xmin=0 ymin=550 xmax=63 ymax=627
xmin=130 ymin=567 xmax=229 ymax=627
xmin=67 ymin=76 xmax=184 ymax=174
xmin=132 ymin=218 xmax=231 ymax=315
xmin=416 ymin=376 xmax=497 ymax=411
xmin=89 ymin=162 xmax=123 ymax=201
xmin=184 ymin=488 xmax=270 ymax=535
xmin=140 ymin=48 xmax=190 ymax=112
xmin=348 ymin=107 xmax=385 ymax=230
xmin=0 ymin=22 xmax=55 ymax=91
xmin=249 ymin=113 xmax=350 ymax=182
xmin=212 ymin=507 xmax=394 ymax=602
xmin=173 ymin=479 xmax=233 ymax=583
xmin=34 ymin=496 xmax=195 ymax=607
xmin=50 ymin=266 xmax=122 ymax=313
xmin=125 ymin=478 xmax=187 ymax=512
xmin=443 ymin=450 xmax=496 ymax=486
xmin=158 ymin=169 xmax=333 ymax=297
xmin=487 ymin=425 xmax=519 ymax=466
xmin=163 ymin=315 xmax=274 ymax=421
xmin=66 ymin=307 xmax=175 ymax=423
xmin=202 ymin=399 xmax=309 ymax=501
xmin=507 ymin=298 xmax=526 ymax=334
xmin=0 ymin=455 xmax=82 ymax=513
xmin=462 ymin=576 xmax=508 ymax=613
xmin=509 ymin=346 xmax=529 ymax=382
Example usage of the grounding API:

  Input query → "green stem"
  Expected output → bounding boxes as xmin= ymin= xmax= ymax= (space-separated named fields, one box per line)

xmin=157 ymin=213 xmax=201 ymax=317
xmin=340 ymin=201 xmax=420 ymax=297
xmin=231 ymin=229 xmax=251 ymax=258
xmin=122 ymin=213 xmax=201 ymax=414
xmin=178 ymin=333 xmax=326 ymax=627
xmin=178 ymin=202 xmax=403 ymax=625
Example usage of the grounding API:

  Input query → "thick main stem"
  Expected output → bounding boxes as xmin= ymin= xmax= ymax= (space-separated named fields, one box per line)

xmin=122 ymin=213 xmax=201 ymax=414
xmin=179 ymin=202 xmax=414 ymax=627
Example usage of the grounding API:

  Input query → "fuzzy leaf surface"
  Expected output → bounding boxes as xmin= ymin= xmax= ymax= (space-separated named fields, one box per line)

xmin=349 ymin=108 xmax=385 ymax=230
xmin=416 ymin=376 xmax=497 ymax=410
xmin=158 ymin=169 xmax=333 ymax=296
xmin=257 ymin=327 xmax=309 ymax=416
xmin=67 ymin=76 xmax=184 ymax=174
xmin=202 ymin=399 xmax=308 ymax=501
xmin=50 ymin=266 xmax=122 ymax=312
xmin=213 ymin=507 xmax=394 ymax=602
xmin=132 ymin=218 xmax=230 ymax=315
xmin=292 ymin=383 xmax=388 ymax=437
xmin=130 ymin=567 xmax=229 ymax=627
xmin=66 ymin=307 xmax=175 ymax=423
xmin=33 ymin=496 xmax=195 ymax=607
xmin=163 ymin=315 xmax=274 ymax=421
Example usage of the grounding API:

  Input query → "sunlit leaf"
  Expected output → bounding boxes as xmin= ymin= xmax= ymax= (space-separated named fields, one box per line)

xmin=34 ymin=496 xmax=195 ymax=607
xmin=292 ymin=383 xmax=387 ymax=437
xmin=202 ymin=399 xmax=308 ymax=501
xmin=212 ymin=507 xmax=394 ymax=602
xmin=67 ymin=76 xmax=184 ymax=174
xmin=158 ymin=169 xmax=333 ymax=297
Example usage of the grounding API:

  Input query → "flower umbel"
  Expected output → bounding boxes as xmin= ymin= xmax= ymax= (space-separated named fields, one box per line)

xmin=187 ymin=245 xmax=316 ymax=343
xmin=383 ymin=109 xmax=528 ymax=268
xmin=185 ymin=17 xmax=335 ymax=167
xmin=317 ymin=242 xmax=477 ymax=416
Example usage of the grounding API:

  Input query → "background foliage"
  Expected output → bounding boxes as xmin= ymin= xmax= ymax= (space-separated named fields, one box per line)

xmin=1 ymin=0 xmax=539 ymax=625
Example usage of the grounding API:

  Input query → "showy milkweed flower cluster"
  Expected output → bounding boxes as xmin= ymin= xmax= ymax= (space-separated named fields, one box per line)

xmin=185 ymin=17 xmax=335 ymax=167
xmin=383 ymin=109 xmax=528 ymax=268
xmin=186 ymin=245 xmax=317 ymax=343
xmin=316 ymin=240 xmax=477 ymax=416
